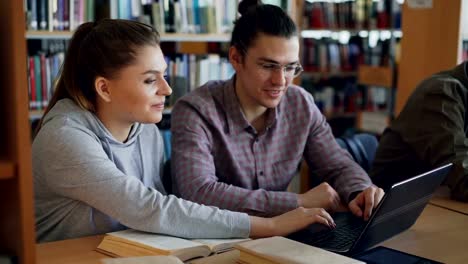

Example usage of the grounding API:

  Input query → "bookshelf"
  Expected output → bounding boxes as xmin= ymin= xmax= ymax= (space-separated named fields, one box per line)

xmin=297 ymin=0 xmax=402 ymax=136
xmin=24 ymin=0 xmax=294 ymax=121
xmin=0 ymin=1 xmax=36 ymax=264
xmin=395 ymin=0 xmax=467 ymax=115
xmin=301 ymin=28 xmax=402 ymax=39
xmin=26 ymin=31 xmax=232 ymax=42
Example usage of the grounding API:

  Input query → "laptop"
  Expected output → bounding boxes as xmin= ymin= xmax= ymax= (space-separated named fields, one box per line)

xmin=287 ymin=163 xmax=453 ymax=255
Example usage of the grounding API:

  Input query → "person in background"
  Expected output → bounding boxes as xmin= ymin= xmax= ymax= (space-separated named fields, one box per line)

xmin=371 ymin=61 xmax=468 ymax=202
xmin=171 ymin=0 xmax=384 ymax=220
xmin=33 ymin=19 xmax=336 ymax=243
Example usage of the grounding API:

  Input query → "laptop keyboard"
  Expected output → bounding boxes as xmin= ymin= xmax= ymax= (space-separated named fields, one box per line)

xmin=300 ymin=212 xmax=367 ymax=252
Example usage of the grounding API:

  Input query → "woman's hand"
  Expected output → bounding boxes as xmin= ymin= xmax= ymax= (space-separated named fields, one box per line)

xmin=249 ymin=207 xmax=335 ymax=238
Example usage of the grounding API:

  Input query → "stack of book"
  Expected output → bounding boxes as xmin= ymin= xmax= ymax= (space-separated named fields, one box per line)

xmin=96 ymin=229 xmax=250 ymax=262
xmin=235 ymin=236 xmax=363 ymax=264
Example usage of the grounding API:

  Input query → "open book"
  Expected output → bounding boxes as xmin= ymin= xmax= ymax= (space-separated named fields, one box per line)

xmin=235 ymin=236 xmax=364 ymax=264
xmin=96 ymin=229 xmax=250 ymax=262
xmin=101 ymin=256 xmax=183 ymax=264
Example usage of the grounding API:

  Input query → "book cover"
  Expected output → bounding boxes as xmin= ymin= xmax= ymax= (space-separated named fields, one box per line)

xmin=236 ymin=236 xmax=364 ymax=264
xmin=33 ymin=55 xmax=43 ymax=109
xmin=28 ymin=56 xmax=37 ymax=110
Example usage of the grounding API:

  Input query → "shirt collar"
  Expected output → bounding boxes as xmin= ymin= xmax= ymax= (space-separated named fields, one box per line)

xmin=222 ymin=75 xmax=279 ymax=135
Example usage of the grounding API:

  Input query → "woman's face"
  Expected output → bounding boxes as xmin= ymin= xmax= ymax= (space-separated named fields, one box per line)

xmin=105 ymin=45 xmax=172 ymax=124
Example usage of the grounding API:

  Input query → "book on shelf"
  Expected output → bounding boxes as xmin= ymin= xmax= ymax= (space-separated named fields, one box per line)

xmin=26 ymin=0 xmax=290 ymax=35
xmin=235 ymin=236 xmax=364 ymax=264
xmin=25 ymin=0 xmax=98 ymax=31
xmin=302 ymin=0 xmax=401 ymax=30
xmin=96 ymin=229 xmax=251 ymax=262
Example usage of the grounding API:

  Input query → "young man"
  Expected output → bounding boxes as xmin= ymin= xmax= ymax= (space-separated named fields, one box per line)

xmin=371 ymin=61 xmax=468 ymax=202
xmin=171 ymin=1 xmax=384 ymax=219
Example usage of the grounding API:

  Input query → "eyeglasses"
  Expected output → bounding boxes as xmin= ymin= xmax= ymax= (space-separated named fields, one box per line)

xmin=235 ymin=41 xmax=303 ymax=79
xmin=255 ymin=61 xmax=304 ymax=78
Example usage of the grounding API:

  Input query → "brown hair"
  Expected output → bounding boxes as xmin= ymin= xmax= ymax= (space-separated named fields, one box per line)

xmin=37 ymin=19 xmax=160 ymax=131
xmin=231 ymin=0 xmax=297 ymax=56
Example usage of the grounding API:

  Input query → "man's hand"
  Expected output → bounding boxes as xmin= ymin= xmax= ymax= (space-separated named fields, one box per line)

xmin=348 ymin=186 xmax=385 ymax=220
xmin=298 ymin=182 xmax=343 ymax=212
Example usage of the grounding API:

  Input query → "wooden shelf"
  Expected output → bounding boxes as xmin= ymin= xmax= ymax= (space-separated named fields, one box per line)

xmin=160 ymin=33 xmax=231 ymax=42
xmin=302 ymin=71 xmax=357 ymax=78
xmin=325 ymin=112 xmax=357 ymax=119
xmin=29 ymin=109 xmax=45 ymax=120
xmin=25 ymin=31 xmax=231 ymax=42
xmin=301 ymin=28 xmax=402 ymax=38
xmin=356 ymin=111 xmax=390 ymax=134
xmin=0 ymin=161 xmax=15 ymax=179
xmin=357 ymin=65 xmax=393 ymax=87
xmin=25 ymin=30 xmax=73 ymax=39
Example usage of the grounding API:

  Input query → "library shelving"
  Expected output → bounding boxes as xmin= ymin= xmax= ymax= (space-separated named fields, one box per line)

xmin=354 ymin=64 xmax=394 ymax=134
xmin=297 ymin=0 xmax=402 ymax=136
xmin=301 ymin=28 xmax=402 ymax=39
xmin=26 ymin=30 xmax=232 ymax=42
xmin=395 ymin=0 xmax=468 ymax=115
xmin=24 ymin=0 xmax=294 ymax=121
xmin=0 ymin=1 xmax=36 ymax=264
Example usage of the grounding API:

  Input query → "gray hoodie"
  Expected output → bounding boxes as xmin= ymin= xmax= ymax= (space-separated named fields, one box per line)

xmin=33 ymin=99 xmax=250 ymax=242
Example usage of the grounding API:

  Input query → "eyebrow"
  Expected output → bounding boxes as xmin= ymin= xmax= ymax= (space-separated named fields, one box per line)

xmin=257 ymin=57 xmax=299 ymax=66
xmin=141 ymin=69 xmax=166 ymax=75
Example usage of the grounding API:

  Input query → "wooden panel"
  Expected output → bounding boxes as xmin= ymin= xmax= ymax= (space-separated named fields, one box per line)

xmin=0 ymin=161 xmax=15 ymax=179
xmin=178 ymin=42 xmax=209 ymax=54
xmin=396 ymin=0 xmax=462 ymax=115
xmin=0 ymin=179 xmax=22 ymax=254
xmin=36 ymin=236 xmax=105 ymax=264
xmin=357 ymin=65 xmax=393 ymax=87
xmin=0 ymin=1 xmax=36 ymax=263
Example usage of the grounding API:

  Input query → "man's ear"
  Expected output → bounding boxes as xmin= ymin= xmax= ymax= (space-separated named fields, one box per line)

xmin=229 ymin=46 xmax=243 ymax=71
xmin=94 ymin=76 xmax=112 ymax=103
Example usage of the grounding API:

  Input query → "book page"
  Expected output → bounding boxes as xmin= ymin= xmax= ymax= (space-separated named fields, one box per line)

xmin=188 ymin=250 xmax=240 ymax=264
xmin=101 ymin=256 xmax=183 ymax=264
xmin=109 ymin=230 xmax=204 ymax=251
xmin=193 ymin=238 xmax=251 ymax=253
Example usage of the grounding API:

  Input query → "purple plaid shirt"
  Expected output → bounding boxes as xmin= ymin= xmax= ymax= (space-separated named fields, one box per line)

xmin=171 ymin=77 xmax=372 ymax=216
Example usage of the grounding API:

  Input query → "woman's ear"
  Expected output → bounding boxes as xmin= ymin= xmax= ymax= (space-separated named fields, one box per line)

xmin=94 ymin=76 xmax=112 ymax=103
xmin=229 ymin=46 xmax=243 ymax=71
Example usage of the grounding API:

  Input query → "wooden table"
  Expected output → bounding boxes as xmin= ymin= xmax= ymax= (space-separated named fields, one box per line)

xmin=429 ymin=186 xmax=468 ymax=215
xmin=36 ymin=204 xmax=468 ymax=264
xmin=380 ymin=205 xmax=468 ymax=264
xmin=36 ymin=235 xmax=105 ymax=264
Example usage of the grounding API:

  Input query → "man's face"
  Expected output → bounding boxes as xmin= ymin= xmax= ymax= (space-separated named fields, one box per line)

xmin=231 ymin=33 xmax=301 ymax=110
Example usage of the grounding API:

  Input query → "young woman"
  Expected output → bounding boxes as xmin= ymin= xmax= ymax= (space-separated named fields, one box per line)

xmin=33 ymin=19 xmax=335 ymax=243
